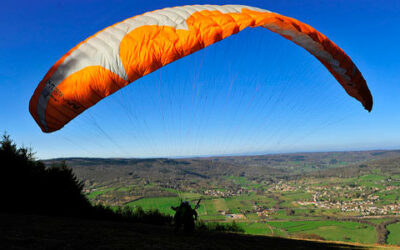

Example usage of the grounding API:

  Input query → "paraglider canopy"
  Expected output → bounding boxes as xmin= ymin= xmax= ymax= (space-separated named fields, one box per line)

xmin=29 ymin=4 xmax=372 ymax=133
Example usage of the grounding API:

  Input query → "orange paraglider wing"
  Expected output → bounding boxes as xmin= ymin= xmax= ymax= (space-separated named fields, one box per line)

xmin=30 ymin=4 xmax=372 ymax=133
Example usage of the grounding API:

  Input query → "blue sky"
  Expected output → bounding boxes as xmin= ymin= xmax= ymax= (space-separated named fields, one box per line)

xmin=1 ymin=0 xmax=399 ymax=159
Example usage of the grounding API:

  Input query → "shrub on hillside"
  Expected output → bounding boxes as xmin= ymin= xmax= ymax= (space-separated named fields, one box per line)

xmin=89 ymin=205 xmax=173 ymax=225
xmin=196 ymin=220 xmax=245 ymax=233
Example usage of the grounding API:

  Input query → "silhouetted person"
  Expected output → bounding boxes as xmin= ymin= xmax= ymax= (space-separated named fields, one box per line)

xmin=171 ymin=201 xmax=198 ymax=233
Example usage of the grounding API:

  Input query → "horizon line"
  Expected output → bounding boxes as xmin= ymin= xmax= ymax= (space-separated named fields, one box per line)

xmin=40 ymin=148 xmax=400 ymax=161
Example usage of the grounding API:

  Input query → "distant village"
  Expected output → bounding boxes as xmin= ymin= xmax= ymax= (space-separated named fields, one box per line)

xmin=268 ymin=179 xmax=399 ymax=216
xmin=202 ymin=178 xmax=400 ymax=217
xmin=203 ymin=188 xmax=247 ymax=197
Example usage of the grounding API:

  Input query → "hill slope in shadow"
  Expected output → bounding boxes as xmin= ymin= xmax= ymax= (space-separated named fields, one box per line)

xmin=1 ymin=213 xmax=375 ymax=250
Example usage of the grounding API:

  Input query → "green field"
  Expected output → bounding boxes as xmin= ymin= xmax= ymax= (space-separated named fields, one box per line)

xmin=126 ymin=194 xmax=206 ymax=216
xmin=237 ymin=222 xmax=273 ymax=235
xmin=387 ymin=222 xmax=400 ymax=245
xmin=86 ymin=187 xmax=116 ymax=199
xmin=126 ymin=197 xmax=181 ymax=215
xmin=266 ymin=221 xmax=377 ymax=244
xmin=234 ymin=220 xmax=377 ymax=243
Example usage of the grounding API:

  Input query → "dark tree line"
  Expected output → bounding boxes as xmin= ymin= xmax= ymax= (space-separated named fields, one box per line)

xmin=376 ymin=219 xmax=400 ymax=244
xmin=0 ymin=133 xmax=91 ymax=216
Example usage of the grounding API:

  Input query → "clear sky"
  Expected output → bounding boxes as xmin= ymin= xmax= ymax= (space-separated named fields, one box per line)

xmin=1 ymin=0 xmax=399 ymax=159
